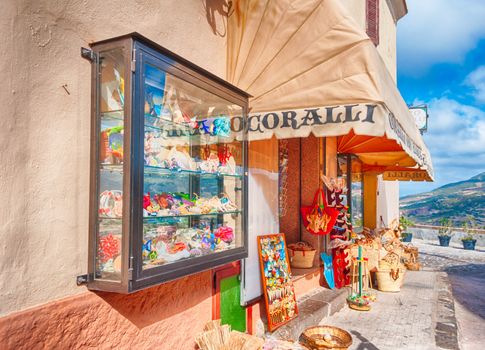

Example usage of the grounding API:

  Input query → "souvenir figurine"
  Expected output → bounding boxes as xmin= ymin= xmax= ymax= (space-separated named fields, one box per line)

xmin=212 ymin=116 xmax=231 ymax=137
xmin=215 ymin=226 xmax=234 ymax=243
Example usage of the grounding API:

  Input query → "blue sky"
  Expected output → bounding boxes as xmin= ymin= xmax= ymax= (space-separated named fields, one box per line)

xmin=397 ymin=0 xmax=485 ymax=197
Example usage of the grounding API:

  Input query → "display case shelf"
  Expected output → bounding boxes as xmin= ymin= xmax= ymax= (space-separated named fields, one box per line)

xmin=101 ymin=164 xmax=243 ymax=178
xmin=143 ymin=210 xmax=242 ymax=219
xmin=86 ymin=33 xmax=249 ymax=293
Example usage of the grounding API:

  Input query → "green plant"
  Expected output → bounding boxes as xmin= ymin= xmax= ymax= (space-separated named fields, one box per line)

xmin=399 ymin=216 xmax=414 ymax=232
xmin=461 ymin=216 xmax=477 ymax=241
xmin=438 ymin=218 xmax=453 ymax=237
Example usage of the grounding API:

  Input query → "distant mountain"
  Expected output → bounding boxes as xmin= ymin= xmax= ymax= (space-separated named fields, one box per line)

xmin=400 ymin=172 xmax=485 ymax=226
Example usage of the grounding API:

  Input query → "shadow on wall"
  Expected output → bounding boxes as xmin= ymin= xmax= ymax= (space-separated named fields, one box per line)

xmin=98 ymin=271 xmax=212 ymax=329
xmin=203 ymin=0 xmax=234 ymax=36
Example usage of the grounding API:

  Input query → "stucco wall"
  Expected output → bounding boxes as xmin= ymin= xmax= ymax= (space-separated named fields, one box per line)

xmin=0 ymin=0 xmax=227 ymax=317
xmin=376 ymin=176 xmax=400 ymax=228
xmin=377 ymin=1 xmax=397 ymax=80
xmin=0 ymin=271 xmax=213 ymax=350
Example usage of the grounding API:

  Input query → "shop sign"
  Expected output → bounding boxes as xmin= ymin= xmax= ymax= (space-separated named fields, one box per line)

xmin=388 ymin=113 xmax=426 ymax=166
xmin=231 ymin=104 xmax=378 ymax=134
xmin=383 ymin=171 xmax=429 ymax=181
xmin=409 ymin=106 xmax=428 ymax=132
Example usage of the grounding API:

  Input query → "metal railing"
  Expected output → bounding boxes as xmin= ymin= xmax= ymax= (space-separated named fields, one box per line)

xmin=410 ymin=224 xmax=485 ymax=235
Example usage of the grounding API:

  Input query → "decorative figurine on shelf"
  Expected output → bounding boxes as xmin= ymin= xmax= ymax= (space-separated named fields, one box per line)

xmin=99 ymin=190 xmax=123 ymax=218
xmin=212 ymin=116 xmax=231 ymax=137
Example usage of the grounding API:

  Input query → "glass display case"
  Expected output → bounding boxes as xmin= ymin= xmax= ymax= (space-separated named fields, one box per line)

xmin=84 ymin=33 xmax=249 ymax=292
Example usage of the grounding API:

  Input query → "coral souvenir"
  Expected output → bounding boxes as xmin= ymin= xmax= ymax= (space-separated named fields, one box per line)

xmin=98 ymin=233 xmax=120 ymax=263
xmin=214 ymin=226 xmax=234 ymax=243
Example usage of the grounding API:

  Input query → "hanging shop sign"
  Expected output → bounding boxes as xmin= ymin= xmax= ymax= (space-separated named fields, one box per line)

xmin=383 ymin=170 xmax=430 ymax=181
xmin=409 ymin=106 xmax=428 ymax=132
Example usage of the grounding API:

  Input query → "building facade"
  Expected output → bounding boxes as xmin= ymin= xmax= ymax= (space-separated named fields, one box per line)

xmin=0 ymin=1 xmax=417 ymax=349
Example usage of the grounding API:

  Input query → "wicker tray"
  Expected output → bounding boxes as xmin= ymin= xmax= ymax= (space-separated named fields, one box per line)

xmin=300 ymin=325 xmax=352 ymax=350
xmin=347 ymin=299 xmax=371 ymax=311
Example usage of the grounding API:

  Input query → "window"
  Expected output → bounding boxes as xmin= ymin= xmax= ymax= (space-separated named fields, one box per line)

xmin=337 ymin=154 xmax=364 ymax=233
xmin=366 ymin=0 xmax=379 ymax=46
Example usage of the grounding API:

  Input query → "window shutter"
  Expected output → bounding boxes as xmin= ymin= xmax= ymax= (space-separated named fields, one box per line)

xmin=366 ymin=0 xmax=380 ymax=46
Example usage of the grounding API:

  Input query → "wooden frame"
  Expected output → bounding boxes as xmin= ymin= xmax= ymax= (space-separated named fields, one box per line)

xmin=257 ymin=233 xmax=298 ymax=332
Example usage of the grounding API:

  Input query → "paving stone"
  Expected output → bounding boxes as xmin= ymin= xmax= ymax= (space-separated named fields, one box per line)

xmin=313 ymin=239 xmax=485 ymax=350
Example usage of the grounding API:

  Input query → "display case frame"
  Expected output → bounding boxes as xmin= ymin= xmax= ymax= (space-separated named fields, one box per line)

xmin=85 ymin=33 xmax=250 ymax=293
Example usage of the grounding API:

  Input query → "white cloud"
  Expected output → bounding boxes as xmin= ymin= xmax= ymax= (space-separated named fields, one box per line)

xmin=465 ymin=65 xmax=485 ymax=103
xmin=401 ymin=97 xmax=485 ymax=196
xmin=397 ymin=0 xmax=485 ymax=76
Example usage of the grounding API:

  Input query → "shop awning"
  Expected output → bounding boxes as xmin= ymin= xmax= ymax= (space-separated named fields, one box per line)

xmin=227 ymin=0 xmax=433 ymax=181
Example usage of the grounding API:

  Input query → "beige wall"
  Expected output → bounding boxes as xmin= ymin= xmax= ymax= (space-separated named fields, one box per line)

xmin=377 ymin=1 xmax=397 ymax=80
xmin=377 ymin=176 xmax=400 ymax=228
xmin=0 ymin=0 xmax=226 ymax=317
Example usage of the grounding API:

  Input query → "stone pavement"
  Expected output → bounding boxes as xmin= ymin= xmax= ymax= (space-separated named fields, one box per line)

xmin=412 ymin=239 xmax=485 ymax=350
xmin=317 ymin=239 xmax=485 ymax=350
xmin=318 ymin=270 xmax=438 ymax=350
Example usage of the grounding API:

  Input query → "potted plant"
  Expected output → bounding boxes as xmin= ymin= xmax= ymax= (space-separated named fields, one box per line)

xmin=437 ymin=218 xmax=453 ymax=247
xmin=461 ymin=217 xmax=477 ymax=251
xmin=399 ymin=216 xmax=414 ymax=242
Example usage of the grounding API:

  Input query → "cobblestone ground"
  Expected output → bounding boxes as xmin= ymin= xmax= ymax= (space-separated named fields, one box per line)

xmin=318 ymin=239 xmax=485 ymax=350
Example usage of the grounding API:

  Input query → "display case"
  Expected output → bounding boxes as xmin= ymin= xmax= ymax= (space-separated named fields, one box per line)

xmin=83 ymin=33 xmax=249 ymax=292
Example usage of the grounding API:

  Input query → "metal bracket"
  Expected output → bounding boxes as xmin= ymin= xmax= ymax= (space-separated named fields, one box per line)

xmin=81 ymin=47 xmax=97 ymax=62
xmin=76 ymin=274 xmax=89 ymax=286
xmin=131 ymin=48 xmax=137 ymax=72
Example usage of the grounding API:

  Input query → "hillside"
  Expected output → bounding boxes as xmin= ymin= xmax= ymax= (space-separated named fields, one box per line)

xmin=400 ymin=172 xmax=485 ymax=226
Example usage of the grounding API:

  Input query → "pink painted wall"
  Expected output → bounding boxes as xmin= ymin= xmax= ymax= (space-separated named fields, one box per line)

xmin=0 ymin=271 xmax=212 ymax=350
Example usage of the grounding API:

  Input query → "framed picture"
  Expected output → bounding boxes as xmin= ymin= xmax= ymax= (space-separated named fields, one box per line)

xmin=257 ymin=233 xmax=298 ymax=332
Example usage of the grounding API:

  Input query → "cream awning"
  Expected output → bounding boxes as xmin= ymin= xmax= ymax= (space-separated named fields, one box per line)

xmin=227 ymin=0 xmax=433 ymax=181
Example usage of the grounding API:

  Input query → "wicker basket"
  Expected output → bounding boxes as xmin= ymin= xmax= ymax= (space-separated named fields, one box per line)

xmin=288 ymin=242 xmax=316 ymax=269
xmin=405 ymin=261 xmax=421 ymax=271
xmin=376 ymin=268 xmax=405 ymax=292
xmin=300 ymin=325 xmax=352 ymax=350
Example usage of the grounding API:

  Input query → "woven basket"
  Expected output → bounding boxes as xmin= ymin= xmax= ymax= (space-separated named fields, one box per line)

xmin=288 ymin=242 xmax=316 ymax=268
xmin=405 ymin=261 xmax=421 ymax=271
xmin=300 ymin=325 xmax=352 ymax=350
xmin=376 ymin=268 xmax=405 ymax=292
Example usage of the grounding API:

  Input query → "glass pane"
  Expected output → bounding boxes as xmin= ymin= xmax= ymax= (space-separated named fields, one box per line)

xmin=141 ymin=63 xmax=245 ymax=270
xmin=337 ymin=155 xmax=348 ymax=207
xmin=95 ymin=48 xmax=125 ymax=281
xmin=350 ymin=157 xmax=363 ymax=233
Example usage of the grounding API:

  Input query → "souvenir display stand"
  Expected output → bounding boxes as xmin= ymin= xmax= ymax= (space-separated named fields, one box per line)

xmin=257 ymin=234 xmax=298 ymax=332
xmin=84 ymin=33 xmax=249 ymax=293
xmin=322 ymin=175 xmax=351 ymax=289
xmin=346 ymin=247 xmax=376 ymax=311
